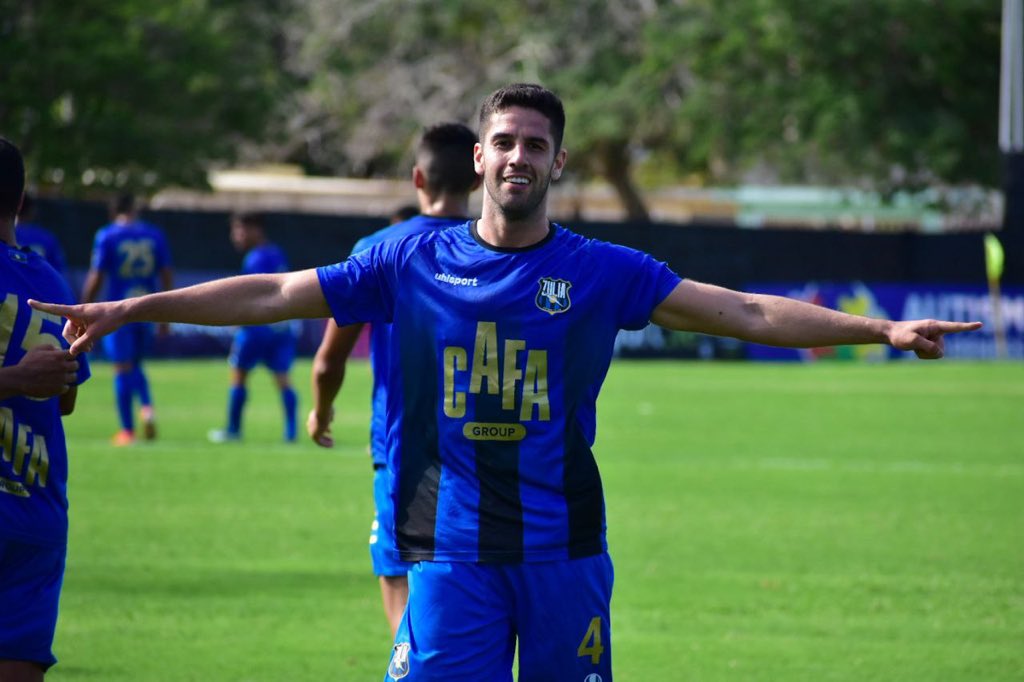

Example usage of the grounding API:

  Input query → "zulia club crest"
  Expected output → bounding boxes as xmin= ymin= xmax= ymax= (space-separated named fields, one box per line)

xmin=536 ymin=277 xmax=572 ymax=315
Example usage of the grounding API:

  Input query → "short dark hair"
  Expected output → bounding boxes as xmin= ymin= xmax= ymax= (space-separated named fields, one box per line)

xmin=231 ymin=211 xmax=265 ymax=229
xmin=416 ymin=123 xmax=479 ymax=196
xmin=0 ymin=137 xmax=26 ymax=220
xmin=478 ymin=83 xmax=566 ymax=152
xmin=110 ymin=192 xmax=136 ymax=218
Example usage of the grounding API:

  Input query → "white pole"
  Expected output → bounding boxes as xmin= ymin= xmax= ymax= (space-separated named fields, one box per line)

xmin=1001 ymin=0 xmax=1024 ymax=152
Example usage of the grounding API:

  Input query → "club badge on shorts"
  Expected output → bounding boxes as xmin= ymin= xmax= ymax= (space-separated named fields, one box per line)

xmin=387 ymin=642 xmax=411 ymax=679
xmin=536 ymin=277 xmax=572 ymax=315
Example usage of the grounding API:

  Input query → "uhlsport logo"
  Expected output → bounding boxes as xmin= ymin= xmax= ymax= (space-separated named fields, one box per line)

xmin=536 ymin=277 xmax=572 ymax=315
xmin=435 ymin=272 xmax=479 ymax=287
xmin=584 ymin=674 xmax=603 ymax=682
xmin=387 ymin=642 xmax=411 ymax=679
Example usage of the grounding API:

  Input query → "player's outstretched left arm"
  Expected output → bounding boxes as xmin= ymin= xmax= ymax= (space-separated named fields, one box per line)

xmin=651 ymin=280 xmax=982 ymax=359
xmin=30 ymin=269 xmax=330 ymax=356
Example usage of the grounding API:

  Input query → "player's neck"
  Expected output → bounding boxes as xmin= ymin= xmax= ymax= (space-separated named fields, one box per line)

xmin=476 ymin=204 xmax=550 ymax=249
xmin=421 ymin=193 xmax=470 ymax=219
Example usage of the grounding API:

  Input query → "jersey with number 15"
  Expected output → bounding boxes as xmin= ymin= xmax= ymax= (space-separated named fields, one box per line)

xmin=90 ymin=220 xmax=171 ymax=300
xmin=0 ymin=244 xmax=91 ymax=548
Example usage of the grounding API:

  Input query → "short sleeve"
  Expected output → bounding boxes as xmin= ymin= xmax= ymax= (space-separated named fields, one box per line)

xmin=613 ymin=248 xmax=682 ymax=331
xmin=316 ymin=245 xmax=394 ymax=327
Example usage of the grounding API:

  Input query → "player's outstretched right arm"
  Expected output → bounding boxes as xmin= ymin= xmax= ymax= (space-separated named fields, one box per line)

xmin=30 ymin=269 xmax=330 ymax=356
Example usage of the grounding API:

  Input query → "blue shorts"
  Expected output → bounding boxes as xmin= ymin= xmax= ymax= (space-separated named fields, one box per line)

xmin=102 ymin=322 xmax=153 ymax=363
xmin=385 ymin=553 xmax=614 ymax=682
xmin=230 ymin=326 xmax=296 ymax=373
xmin=370 ymin=466 xmax=415 ymax=578
xmin=0 ymin=539 xmax=66 ymax=670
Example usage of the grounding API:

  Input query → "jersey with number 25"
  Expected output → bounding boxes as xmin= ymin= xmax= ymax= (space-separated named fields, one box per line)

xmin=91 ymin=221 xmax=171 ymax=300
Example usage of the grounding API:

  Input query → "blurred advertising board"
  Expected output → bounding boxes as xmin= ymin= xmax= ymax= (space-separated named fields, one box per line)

xmin=744 ymin=282 xmax=1024 ymax=361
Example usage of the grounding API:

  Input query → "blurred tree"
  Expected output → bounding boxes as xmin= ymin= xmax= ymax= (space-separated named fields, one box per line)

xmin=274 ymin=0 xmax=676 ymax=221
xmin=2 ymin=0 xmax=1000 ymax=213
xmin=278 ymin=0 xmax=1000 ymax=221
xmin=0 ymin=0 xmax=290 ymax=192
xmin=671 ymin=0 xmax=1001 ymax=190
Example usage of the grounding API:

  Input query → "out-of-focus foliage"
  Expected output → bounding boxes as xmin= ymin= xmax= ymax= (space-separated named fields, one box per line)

xmin=0 ymin=0 xmax=1002 ymax=217
xmin=0 ymin=0 xmax=289 ymax=192
xmin=263 ymin=0 xmax=1003 ymax=219
xmin=277 ymin=0 xmax=693 ymax=220
xmin=672 ymin=0 xmax=1001 ymax=190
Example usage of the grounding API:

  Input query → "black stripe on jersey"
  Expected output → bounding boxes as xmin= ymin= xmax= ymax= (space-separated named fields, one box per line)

xmin=563 ymin=413 xmax=605 ymax=558
xmin=474 ymin=390 xmax=524 ymax=562
xmin=561 ymin=310 xmax=608 ymax=559
xmin=395 ymin=316 xmax=442 ymax=561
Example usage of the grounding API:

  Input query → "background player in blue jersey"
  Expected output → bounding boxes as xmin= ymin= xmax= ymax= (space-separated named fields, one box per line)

xmin=0 ymin=137 xmax=91 ymax=682
xmin=32 ymin=84 xmax=982 ymax=682
xmin=15 ymin=194 xmax=67 ymax=279
xmin=209 ymin=212 xmax=298 ymax=443
xmin=307 ymin=122 xmax=480 ymax=636
xmin=81 ymin=193 xmax=172 ymax=446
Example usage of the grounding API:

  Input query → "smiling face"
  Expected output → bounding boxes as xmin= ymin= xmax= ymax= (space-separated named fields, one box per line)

xmin=475 ymin=106 xmax=566 ymax=224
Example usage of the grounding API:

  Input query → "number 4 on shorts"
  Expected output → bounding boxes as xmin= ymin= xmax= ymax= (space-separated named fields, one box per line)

xmin=577 ymin=616 xmax=604 ymax=665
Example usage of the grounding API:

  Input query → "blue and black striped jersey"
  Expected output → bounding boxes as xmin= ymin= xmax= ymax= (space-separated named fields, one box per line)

xmin=317 ymin=222 xmax=681 ymax=563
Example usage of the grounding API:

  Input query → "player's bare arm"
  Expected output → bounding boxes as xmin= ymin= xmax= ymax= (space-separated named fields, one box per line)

xmin=30 ymin=269 xmax=330 ymax=356
xmin=651 ymin=279 xmax=982 ymax=360
xmin=308 ymin=321 xmax=364 ymax=448
xmin=79 ymin=268 xmax=104 ymax=304
xmin=157 ymin=265 xmax=175 ymax=337
xmin=0 ymin=345 xmax=80 ymax=400
xmin=59 ymin=385 xmax=79 ymax=416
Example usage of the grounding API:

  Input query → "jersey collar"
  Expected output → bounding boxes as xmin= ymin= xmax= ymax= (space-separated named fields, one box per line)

xmin=469 ymin=220 xmax=557 ymax=253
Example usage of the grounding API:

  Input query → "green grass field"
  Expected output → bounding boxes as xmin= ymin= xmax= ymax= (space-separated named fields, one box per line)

xmin=49 ymin=358 xmax=1023 ymax=681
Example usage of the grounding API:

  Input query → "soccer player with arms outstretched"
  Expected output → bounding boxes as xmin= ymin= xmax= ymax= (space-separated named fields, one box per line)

xmin=307 ymin=122 xmax=480 ymax=636
xmin=31 ymin=85 xmax=981 ymax=681
xmin=0 ymin=137 xmax=91 ymax=682
xmin=81 ymin=193 xmax=172 ymax=446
